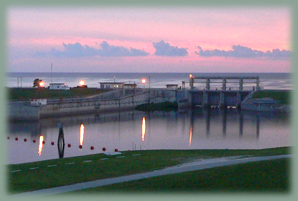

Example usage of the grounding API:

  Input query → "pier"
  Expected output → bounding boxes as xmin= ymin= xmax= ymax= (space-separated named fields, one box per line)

xmin=187 ymin=75 xmax=260 ymax=108
xmin=7 ymin=75 xmax=269 ymax=121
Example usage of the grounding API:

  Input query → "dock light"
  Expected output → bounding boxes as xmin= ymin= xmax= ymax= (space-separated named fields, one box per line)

xmin=189 ymin=74 xmax=193 ymax=78
xmin=80 ymin=80 xmax=85 ymax=86
xmin=141 ymin=78 xmax=146 ymax=84
xmin=39 ymin=81 xmax=45 ymax=87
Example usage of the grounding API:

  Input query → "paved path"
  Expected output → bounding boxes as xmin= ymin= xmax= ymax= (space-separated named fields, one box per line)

xmin=11 ymin=154 xmax=291 ymax=196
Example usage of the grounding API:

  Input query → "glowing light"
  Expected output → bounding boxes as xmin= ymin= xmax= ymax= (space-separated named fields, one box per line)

xmin=38 ymin=135 xmax=44 ymax=156
xmin=141 ymin=79 xmax=146 ymax=84
xmin=80 ymin=80 xmax=85 ymax=86
xmin=189 ymin=74 xmax=193 ymax=78
xmin=80 ymin=124 xmax=85 ymax=146
xmin=189 ymin=124 xmax=193 ymax=147
xmin=39 ymin=81 xmax=45 ymax=87
xmin=141 ymin=117 xmax=146 ymax=141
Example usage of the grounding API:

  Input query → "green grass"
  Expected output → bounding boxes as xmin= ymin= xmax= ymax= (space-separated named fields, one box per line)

xmin=7 ymin=147 xmax=290 ymax=194
xmin=7 ymin=87 xmax=110 ymax=101
xmin=76 ymin=158 xmax=289 ymax=193
xmin=252 ymin=90 xmax=291 ymax=105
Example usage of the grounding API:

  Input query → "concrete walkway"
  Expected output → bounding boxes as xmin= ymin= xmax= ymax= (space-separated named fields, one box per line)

xmin=11 ymin=154 xmax=291 ymax=196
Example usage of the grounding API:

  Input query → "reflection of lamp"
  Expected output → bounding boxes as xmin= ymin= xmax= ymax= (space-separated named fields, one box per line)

xmin=57 ymin=127 xmax=65 ymax=159
xmin=141 ymin=117 xmax=146 ymax=141
xmin=80 ymin=124 xmax=84 ymax=146
xmin=189 ymin=124 xmax=193 ymax=147
xmin=38 ymin=136 xmax=44 ymax=156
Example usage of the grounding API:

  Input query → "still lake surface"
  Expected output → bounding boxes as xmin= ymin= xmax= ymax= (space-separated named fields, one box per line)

xmin=6 ymin=72 xmax=291 ymax=164
xmin=7 ymin=108 xmax=290 ymax=164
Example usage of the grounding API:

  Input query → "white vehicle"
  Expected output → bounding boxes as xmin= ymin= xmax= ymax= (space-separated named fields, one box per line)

xmin=49 ymin=83 xmax=70 ymax=90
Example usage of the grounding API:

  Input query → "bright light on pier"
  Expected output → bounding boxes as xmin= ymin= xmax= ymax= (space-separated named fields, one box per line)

xmin=141 ymin=79 xmax=146 ymax=84
xmin=80 ymin=80 xmax=85 ymax=86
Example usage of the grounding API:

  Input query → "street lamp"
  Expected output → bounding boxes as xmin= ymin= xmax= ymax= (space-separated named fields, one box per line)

xmin=141 ymin=78 xmax=146 ymax=88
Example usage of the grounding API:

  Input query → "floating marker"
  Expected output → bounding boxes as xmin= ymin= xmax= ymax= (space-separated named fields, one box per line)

xmin=90 ymin=146 xmax=94 ymax=150
xmin=33 ymin=139 xmax=36 ymax=143
xmin=51 ymin=142 xmax=54 ymax=145
xmin=115 ymin=148 xmax=118 ymax=152
xmin=68 ymin=143 xmax=71 ymax=147
xmin=102 ymin=147 xmax=106 ymax=151
xmin=15 ymin=137 xmax=18 ymax=141
xmin=7 ymin=136 xmax=10 ymax=140
xmin=24 ymin=138 xmax=27 ymax=142
xmin=79 ymin=145 xmax=83 ymax=149
xmin=42 ymin=141 xmax=45 ymax=144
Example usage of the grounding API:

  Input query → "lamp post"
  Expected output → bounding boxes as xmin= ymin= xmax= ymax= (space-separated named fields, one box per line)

xmin=141 ymin=78 xmax=146 ymax=88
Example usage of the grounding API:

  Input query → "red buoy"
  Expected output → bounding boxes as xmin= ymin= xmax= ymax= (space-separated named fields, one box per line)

xmin=115 ymin=148 xmax=118 ymax=152
xmin=51 ymin=142 xmax=54 ymax=145
xmin=79 ymin=145 xmax=83 ymax=149
xmin=24 ymin=138 xmax=27 ymax=142
xmin=68 ymin=143 xmax=71 ymax=147
xmin=90 ymin=146 xmax=94 ymax=150
xmin=7 ymin=136 xmax=10 ymax=140
xmin=33 ymin=139 xmax=36 ymax=143
xmin=15 ymin=137 xmax=18 ymax=141
xmin=102 ymin=147 xmax=106 ymax=151
xmin=42 ymin=141 xmax=45 ymax=144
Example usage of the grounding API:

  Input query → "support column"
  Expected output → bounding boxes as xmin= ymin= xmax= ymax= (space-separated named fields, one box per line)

xmin=219 ymin=92 xmax=226 ymax=108
xmin=203 ymin=91 xmax=210 ymax=108
xmin=256 ymin=77 xmax=260 ymax=91
xmin=236 ymin=91 xmax=241 ymax=109
xmin=222 ymin=78 xmax=226 ymax=90
xmin=206 ymin=78 xmax=210 ymax=90
xmin=239 ymin=78 xmax=243 ymax=91
xmin=189 ymin=78 xmax=194 ymax=90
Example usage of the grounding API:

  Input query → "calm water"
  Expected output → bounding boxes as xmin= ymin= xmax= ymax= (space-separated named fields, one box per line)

xmin=7 ymin=109 xmax=290 ymax=164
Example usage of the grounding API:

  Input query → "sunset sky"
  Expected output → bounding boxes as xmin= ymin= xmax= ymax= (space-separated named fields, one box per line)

xmin=7 ymin=6 xmax=291 ymax=73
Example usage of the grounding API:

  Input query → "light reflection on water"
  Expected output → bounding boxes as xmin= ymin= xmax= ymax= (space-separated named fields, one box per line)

xmin=7 ymin=109 xmax=290 ymax=164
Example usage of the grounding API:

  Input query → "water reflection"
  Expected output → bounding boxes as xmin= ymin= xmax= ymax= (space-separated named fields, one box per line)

xmin=80 ymin=124 xmax=85 ymax=146
xmin=57 ymin=127 xmax=65 ymax=158
xmin=141 ymin=117 xmax=146 ymax=141
xmin=189 ymin=122 xmax=193 ymax=147
xmin=38 ymin=136 xmax=44 ymax=156
xmin=7 ymin=109 xmax=290 ymax=164
xmin=189 ymin=108 xmax=262 ymax=138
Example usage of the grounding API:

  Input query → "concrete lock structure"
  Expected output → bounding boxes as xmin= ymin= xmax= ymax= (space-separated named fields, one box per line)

xmin=188 ymin=74 xmax=260 ymax=109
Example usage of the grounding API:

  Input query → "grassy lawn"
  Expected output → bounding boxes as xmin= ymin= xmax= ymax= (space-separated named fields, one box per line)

xmin=73 ymin=158 xmax=289 ymax=193
xmin=7 ymin=87 xmax=110 ymax=101
xmin=252 ymin=90 xmax=291 ymax=105
xmin=7 ymin=147 xmax=290 ymax=194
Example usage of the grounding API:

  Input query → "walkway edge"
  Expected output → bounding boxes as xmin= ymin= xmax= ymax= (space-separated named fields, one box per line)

xmin=11 ymin=154 xmax=291 ymax=196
